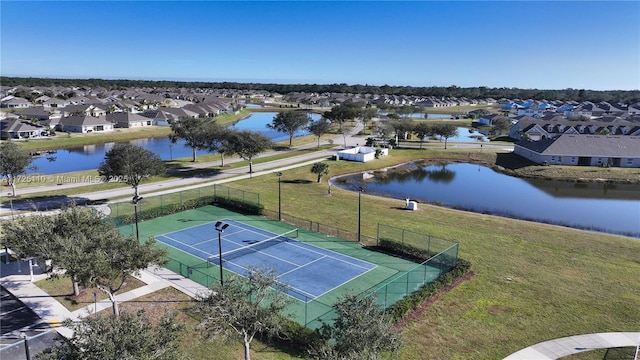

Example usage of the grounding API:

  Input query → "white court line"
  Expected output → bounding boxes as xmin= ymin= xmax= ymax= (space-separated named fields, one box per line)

xmin=157 ymin=234 xmax=214 ymax=258
xmin=283 ymin=240 xmax=376 ymax=271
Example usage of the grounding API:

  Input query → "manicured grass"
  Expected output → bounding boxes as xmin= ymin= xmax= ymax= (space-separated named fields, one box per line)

xmin=35 ymin=274 xmax=146 ymax=312
xmin=21 ymin=147 xmax=640 ymax=359
xmin=222 ymin=149 xmax=640 ymax=359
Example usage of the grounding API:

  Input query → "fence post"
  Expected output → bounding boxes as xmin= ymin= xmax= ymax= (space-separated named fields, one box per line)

xmin=402 ymin=229 xmax=405 ymax=246
xmin=428 ymin=235 xmax=431 ymax=254
xmin=406 ymin=273 xmax=409 ymax=296
xmin=376 ymin=223 xmax=380 ymax=246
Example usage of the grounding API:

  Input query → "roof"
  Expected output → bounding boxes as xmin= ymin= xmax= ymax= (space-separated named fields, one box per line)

xmin=0 ymin=118 xmax=46 ymax=132
xmin=60 ymin=115 xmax=111 ymax=127
xmin=516 ymin=134 xmax=640 ymax=157
xmin=106 ymin=112 xmax=151 ymax=124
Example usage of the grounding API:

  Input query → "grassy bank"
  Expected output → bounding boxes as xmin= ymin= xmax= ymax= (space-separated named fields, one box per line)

xmin=221 ymin=149 xmax=640 ymax=359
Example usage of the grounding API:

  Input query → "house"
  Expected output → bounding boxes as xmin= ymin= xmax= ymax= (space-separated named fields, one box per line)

xmin=0 ymin=96 xmax=32 ymax=108
xmin=0 ymin=118 xmax=50 ymax=139
xmin=142 ymin=107 xmax=193 ymax=126
xmin=107 ymin=112 xmax=153 ymax=128
xmin=514 ymin=134 xmax=640 ymax=168
xmin=337 ymin=146 xmax=389 ymax=162
xmin=60 ymin=104 xmax=108 ymax=117
xmin=14 ymin=106 xmax=52 ymax=121
xmin=59 ymin=115 xmax=114 ymax=133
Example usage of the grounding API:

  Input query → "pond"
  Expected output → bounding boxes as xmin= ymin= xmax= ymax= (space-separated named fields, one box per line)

xmin=27 ymin=112 xmax=319 ymax=174
xmin=332 ymin=162 xmax=640 ymax=238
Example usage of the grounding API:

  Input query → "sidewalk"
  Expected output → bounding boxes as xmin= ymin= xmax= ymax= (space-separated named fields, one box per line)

xmin=0 ymin=258 xmax=210 ymax=340
xmin=503 ymin=332 xmax=640 ymax=359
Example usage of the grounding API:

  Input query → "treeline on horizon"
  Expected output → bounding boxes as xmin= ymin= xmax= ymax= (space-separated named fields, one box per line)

xmin=2 ymin=76 xmax=639 ymax=104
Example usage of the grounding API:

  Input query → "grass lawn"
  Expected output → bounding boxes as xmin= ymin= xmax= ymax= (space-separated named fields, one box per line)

xmin=22 ymin=147 xmax=640 ymax=359
xmin=35 ymin=274 xmax=146 ymax=312
xmin=222 ymin=149 xmax=640 ymax=359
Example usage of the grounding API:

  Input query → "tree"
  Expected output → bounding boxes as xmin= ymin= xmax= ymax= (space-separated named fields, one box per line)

xmin=1 ymin=205 xmax=167 ymax=308
xmin=310 ymin=293 xmax=401 ymax=360
xmin=98 ymin=143 xmax=165 ymax=197
xmin=311 ymin=162 xmax=330 ymax=183
xmin=0 ymin=142 xmax=33 ymax=196
xmin=324 ymin=102 xmax=360 ymax=131
xmin=168 ymin=116 xmax=212 ymax=162
xmin=307 ymin=117 xmax=332 ymax=148
xmin=37 ymin=310 xmax=183 ymax=360
xmin=193 ymin=267 xmax=292 ymax=360
xmin=358 ymin=107 xmax=378 ymax=135
xmin=203 ymin=122 xmax=234 ymax=166
xmin=79 ymin=232 xmax=166 ymax=317
xmin=413 ymin=122 xmax=434 ymax=149
xmin=434 ymin=124 xmax=458 ymax=149
xmin=2 ymin=206 xmax=96 ymax=296
xmin=492 ymin=117 xmax=511 ymax=135
xmin=228 ymin=129 xmax=272 ymax=174
xmin=267 ymin=111 xmax=311 ymax=147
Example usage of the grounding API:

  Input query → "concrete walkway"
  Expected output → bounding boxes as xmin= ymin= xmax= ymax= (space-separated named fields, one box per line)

xmin=503 ymin=332 xmax=640 ymax=359
xmin=0 ymin=258 xmax=210 ymax=339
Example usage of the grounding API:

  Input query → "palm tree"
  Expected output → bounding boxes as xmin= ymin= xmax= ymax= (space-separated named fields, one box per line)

xmin=311 ymin=162 xmax=330 ymax=183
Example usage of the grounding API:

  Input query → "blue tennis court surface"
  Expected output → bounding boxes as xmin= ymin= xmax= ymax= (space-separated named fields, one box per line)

xmin=155 ymin=219 xmax=376 ymax=301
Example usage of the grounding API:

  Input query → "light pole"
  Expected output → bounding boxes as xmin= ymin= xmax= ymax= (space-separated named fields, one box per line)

xmin=357 ymin=187 xmax=364 ymax=243
xmin=21 ymin=332 xmax=30 ymax=360
xmin=132 ymin=195 xmax=143 ymax=241
xmin=277 ymin=172 xmax=283 ymax=221
xmin=215 ymin=221 xmax=229 ymax=286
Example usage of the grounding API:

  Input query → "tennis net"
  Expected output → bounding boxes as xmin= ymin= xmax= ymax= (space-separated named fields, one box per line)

xmin=207 ymin=228 xmax=299 ymax=266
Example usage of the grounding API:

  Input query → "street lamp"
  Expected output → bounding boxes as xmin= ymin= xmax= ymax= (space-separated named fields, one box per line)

xmin=215 ymin=221 xmax=229 ymax=286
xmin=357 ymin=187 xmax=364 ymax=243
xmin=21 ymin=332 xmax=30 ymax=360
xmin=132 ymin=195 xmax=143 ymax=241
xmin=277 ymin=172 xmax=283 ymax=221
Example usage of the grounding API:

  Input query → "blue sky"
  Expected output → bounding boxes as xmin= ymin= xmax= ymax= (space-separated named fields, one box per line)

xmin=1 ymin=1 xmax=639 ymax=90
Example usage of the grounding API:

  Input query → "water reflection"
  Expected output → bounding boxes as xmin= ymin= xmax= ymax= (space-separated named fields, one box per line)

xmin=334 ymin=162 xmax=640 ymax=237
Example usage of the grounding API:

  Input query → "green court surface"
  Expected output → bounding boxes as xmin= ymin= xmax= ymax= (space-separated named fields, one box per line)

xmin=119 ymin=205 xmax=445 ymax=327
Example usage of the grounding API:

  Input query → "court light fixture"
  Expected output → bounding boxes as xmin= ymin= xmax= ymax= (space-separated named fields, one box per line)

xmin=132 ymin=195 xmax=143 ymax=241
xmin=215 ymin=221 xmax=229 ymax=286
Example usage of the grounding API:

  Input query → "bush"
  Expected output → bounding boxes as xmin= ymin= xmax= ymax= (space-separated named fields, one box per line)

xmin=386 ymin=258 xmax=471 ymax=322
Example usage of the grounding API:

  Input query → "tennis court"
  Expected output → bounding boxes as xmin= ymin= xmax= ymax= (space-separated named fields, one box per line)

xmin=120 ymin=205 xmax=457 ymax=327
xmin=155 ymin=219 xmax=377 ymax=301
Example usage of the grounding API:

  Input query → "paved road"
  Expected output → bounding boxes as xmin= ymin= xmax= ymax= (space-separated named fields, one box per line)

xmin=0 ymin=124 xmax=514 ymax=217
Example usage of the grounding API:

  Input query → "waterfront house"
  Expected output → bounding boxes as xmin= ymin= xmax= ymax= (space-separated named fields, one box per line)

xmin=107 ymin=112 xmax=154 ymax=128
xmin=0 ymin=118 xmax=50 ymax=139
xmin=59 ymin=115 xmax=114 ymax=133
xmin=514 ymin=134 xmax=640 ymax=168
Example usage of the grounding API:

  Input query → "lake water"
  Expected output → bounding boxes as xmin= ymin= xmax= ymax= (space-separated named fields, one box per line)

xmin=333 ymin=162 xmax=640 ymax=237
xmin=27 ymin=112 xmax=318 ymax=174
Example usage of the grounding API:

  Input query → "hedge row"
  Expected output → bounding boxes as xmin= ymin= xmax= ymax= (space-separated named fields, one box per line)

xmin=385 ymin=257 xmax=472 ymax=322
xmin=110 ymin=195 xmax=264 ymax=225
